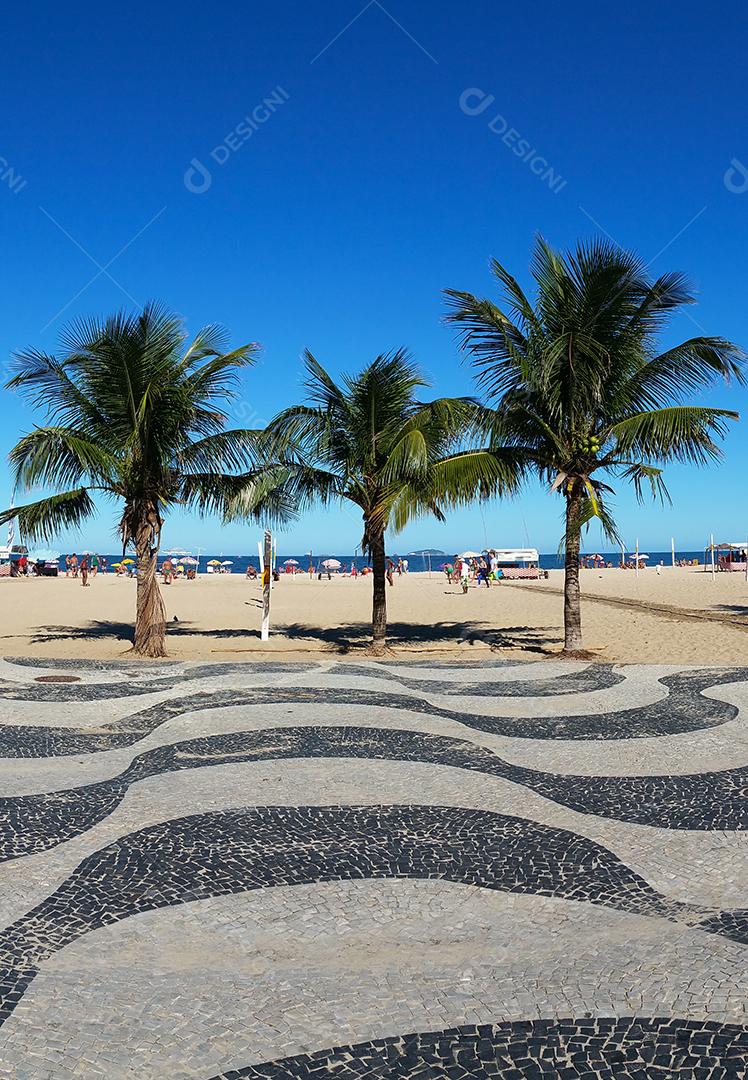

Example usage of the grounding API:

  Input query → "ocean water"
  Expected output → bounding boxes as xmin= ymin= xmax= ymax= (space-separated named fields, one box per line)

xmin=53 ymin=549 xmax=711 ymax=573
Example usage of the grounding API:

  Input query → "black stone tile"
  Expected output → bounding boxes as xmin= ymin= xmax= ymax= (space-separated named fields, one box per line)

xmin=0 ymin=804 xmax=744 ymax=1028
xmin=206 ymin=1019 xmax=748 ymax=1078
xmin=0 ymin=667 xmax=745 ymax=758
xmin=2 ymin=723 xmax=744 ymax=864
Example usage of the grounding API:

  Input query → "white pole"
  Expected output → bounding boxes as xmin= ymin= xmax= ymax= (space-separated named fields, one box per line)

xmin=671 ymin=537 xmax=675 ymax=568
xmin=710 ymin=533 xmax=716 ymax=580
xmin=635 ymin=538 xmax=639 ymax=580
xmin=620 ymin=540 xmax=625 ymax=568
xmin=261 ymin=530 xmax=272 ymax=641
xmin=257 ymin=540 xmax=264 ymax=574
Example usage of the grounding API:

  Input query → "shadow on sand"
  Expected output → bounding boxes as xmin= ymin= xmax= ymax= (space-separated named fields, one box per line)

xmin=10 ymin=619 xmax=561 ymax=655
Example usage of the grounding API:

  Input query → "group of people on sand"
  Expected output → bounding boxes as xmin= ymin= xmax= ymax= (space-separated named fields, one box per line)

xmin=64 ymin=553 xmax=105 ymax=585
xmin=580 ymin=555 xmax=612 ymax=568
xmin=245 ymin=564 xmax=280 ymax=581
xmin=160 ymin=559 xmax=196 ymax=584
xmin=444 ymin=555 xmax=497 ymax=593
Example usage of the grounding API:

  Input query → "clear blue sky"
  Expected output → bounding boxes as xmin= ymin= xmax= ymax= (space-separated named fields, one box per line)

xmin=1 ymin=1 xmax=747 ymax=554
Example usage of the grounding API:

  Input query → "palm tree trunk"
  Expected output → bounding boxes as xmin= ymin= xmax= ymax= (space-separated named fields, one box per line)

xmin=563 ymin=486 xmax=584 ymax=653
xmin=133 ymin=514 xmax=167 ymax=657
xmin=370 ymin=529 xmax=387 ymax=651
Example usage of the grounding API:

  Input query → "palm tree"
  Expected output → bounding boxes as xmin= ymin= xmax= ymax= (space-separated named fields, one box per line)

xmin=445 ymin=237 xmax=744 ymax=654
xmin=0 ymin=304 xmax=285 ymax=657
xmin=249 ymin=349 xmax=518 ymax=651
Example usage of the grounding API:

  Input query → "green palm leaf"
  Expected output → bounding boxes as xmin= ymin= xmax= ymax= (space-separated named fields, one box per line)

xmin=1 ymin=304 xmax=278 ymax=657
xmin=244 ymin=350 xmax=519 ymax=648
xmin=0 ymin=488 xmax=97 ymax=544
xmin=446 ymin=235 xmax=744 ymax=652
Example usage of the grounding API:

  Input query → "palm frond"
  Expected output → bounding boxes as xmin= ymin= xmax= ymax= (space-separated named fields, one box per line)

xmin=618 ymin=462 xmax=671 ymax=504
xmin=0 ymin=488 xmax=96 ymax=544
xmin=9 ymin=427 xmax=117 ymax=490
xmin=619 ymin=338 xmax=746 ymax=411
xmin=608 ymin=406 xmax=738 ymax=464
xmin=177 ymin=429 xmax=267 ymax=473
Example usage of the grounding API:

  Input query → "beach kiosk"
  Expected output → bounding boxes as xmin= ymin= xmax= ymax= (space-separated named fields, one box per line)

xmin=486 ymin=547 xmax=541 ymax=579
xmin=706 ymin=542 xmax=748 ymax=572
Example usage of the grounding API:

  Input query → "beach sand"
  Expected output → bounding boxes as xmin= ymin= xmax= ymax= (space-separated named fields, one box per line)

xmin=1 ymin=565 xmax=748 ymax=664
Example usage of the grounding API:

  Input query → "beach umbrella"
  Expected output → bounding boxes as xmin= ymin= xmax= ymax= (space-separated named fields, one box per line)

xmin=457 ymin=550 xmax=483 ymax=559
xmin=221 ymin=560 xmax=233 ymax=565
xmin=283 ymin=558 xmax=299 ymax=565
xmin=321 ymin=558 xmax=341 ymax=568
xmin=111 ymin=562 xmax=122 ymax=567
xmin=121 ymin=558 xmax=135 ymax=565
xmin=627 ymin=553 xmax=649 ymax=560
xmin=208 ymin=559 xmax=221 ymax=565
xmin=181 ymin=557 xmax=199 ymax=565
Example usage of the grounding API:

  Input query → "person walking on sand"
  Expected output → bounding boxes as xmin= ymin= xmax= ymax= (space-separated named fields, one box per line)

xmin=386 ymin=558 xmax=395 ymax=587
xmin=91 ymin=553 xmax=99 ymax=577
xmin=65 ymin=554 xmax=71 ymax=578
xmin=80 ymin=556 xmax=89 ymax=586
xmin=70 ymin=552 xmax=79 ymax=577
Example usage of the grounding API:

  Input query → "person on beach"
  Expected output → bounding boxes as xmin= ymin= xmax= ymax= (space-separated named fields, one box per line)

xmin=80 ymin=556 xmax=89 ymax=586
xmin=444 ymin=561 xmax=454 ymax=583
xmin=350 ymin=563 xmax=358 ymax=579
xmin=386 ymin=558 xmax=395 ymax=587
xmin=162 ymin=559 xmax=173 ymax=584
xmin=65 ymin=555 xmax=71 ymax=577
xmin=70 ymin=553 xmax=79 ymax=577
xmin=460 ymin=560 xmax=470 ymax=594
xmin=91 ymin=553 xmax=99 ymax=577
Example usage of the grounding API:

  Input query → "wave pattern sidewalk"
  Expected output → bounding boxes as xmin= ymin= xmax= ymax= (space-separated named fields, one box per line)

xmin=0 ymin=658 xmax=746 ymax=1078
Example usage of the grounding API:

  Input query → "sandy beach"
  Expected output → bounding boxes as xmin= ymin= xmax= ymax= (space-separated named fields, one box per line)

xmin=1 ymin=565 xmax=748 ymax=664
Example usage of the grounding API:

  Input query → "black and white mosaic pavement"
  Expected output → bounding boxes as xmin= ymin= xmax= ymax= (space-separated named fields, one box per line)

xmin=209 ymin=1018 xmax=748 ymax=1078
xmin=0 ymin=664 xmax=745 ymax=756
xmin=3 ymin=725 xmax=747 ymax=864
xmin=0 ymin=658 xmax=746 ymax=1078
